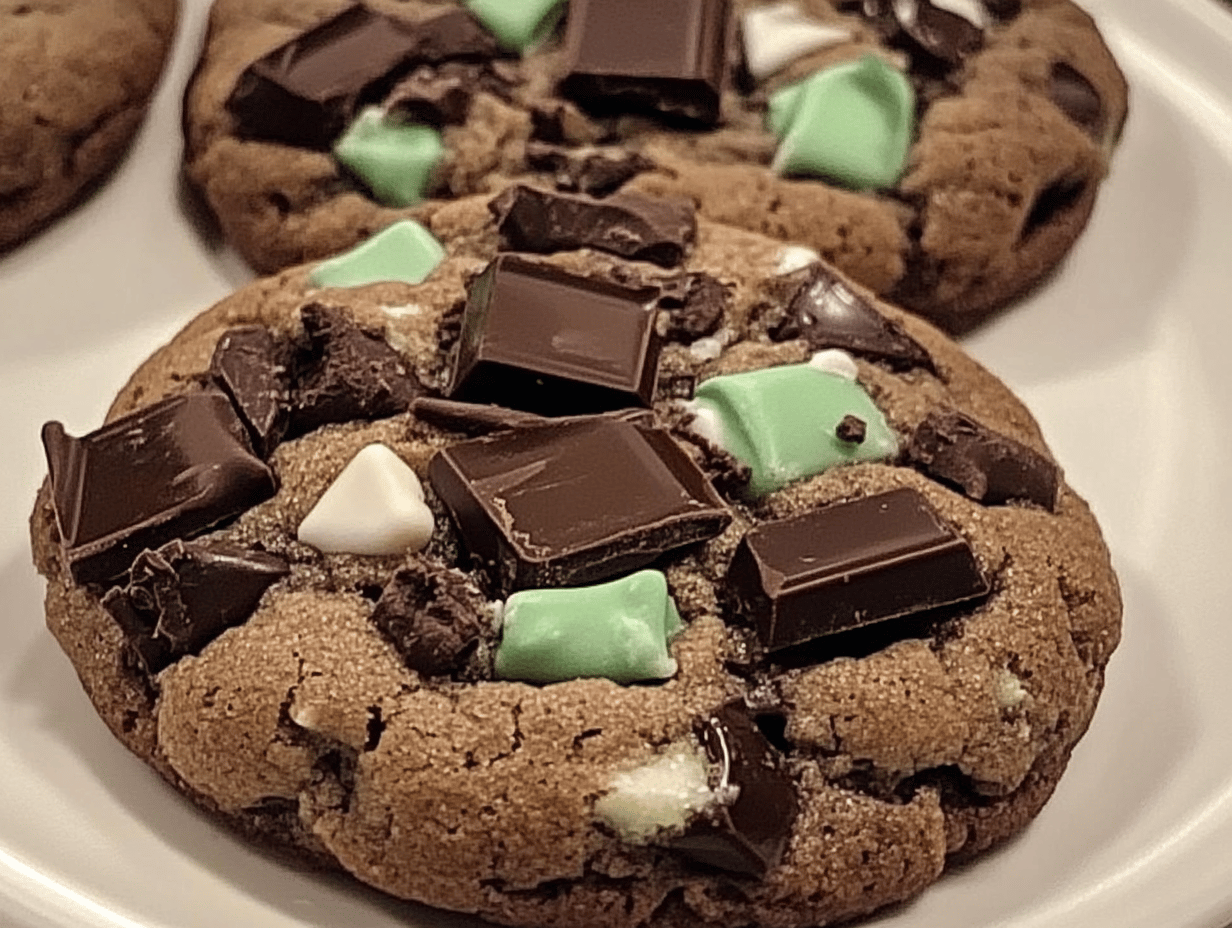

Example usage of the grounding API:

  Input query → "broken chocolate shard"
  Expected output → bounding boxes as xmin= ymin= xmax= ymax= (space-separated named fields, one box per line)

xmin=835 ymin=414 xmax=867 ymax=444
xmin=101 ymin=540 xmax=289 ymax=674
xmin=774 ymin=264 xmax=935 ymax=372
xmin=525 ymin=143 xmax=655 ymax=197
xmin=891 ymin=0 xmax=984 ymax=67
xmin=226 ymin=5 xmax=499 ymax=150
xmin=411 ymin=397 xmax=553 ymax=435
xmin=370 ymin=558 xmax=489 ymax=676
xmin=447 ymin=254 xmax=663 ymax=416
xmin=210 ymin=325 xmax=291 ymax=458
xmin=42 ymin=390 xmax=278 ymax=585
xmin=1048 ymin=62 xmax=1106 ymax=139
xmin=671 ymin=702 xmax=799 ymax=877
xmin=908 ymin=409 xmax=1060 ymax=510
xmin=658 ymin=272 xmax=727 ymax=342
xmin=428 ymin=416 xmax=731 ymax=595
xmin=289 ymin=304 xmax=420 ymax=437
xmin=491 ymin=185 xmax=696 ymax=268
xmin=560 ymin=0 xmax=732 ymax=127
xmin=727 ymin=488 xmax=989 ymax=651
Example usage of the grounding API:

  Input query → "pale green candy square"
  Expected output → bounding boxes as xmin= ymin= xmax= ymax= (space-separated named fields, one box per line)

xmin=309 ymin=220 xmax=446 ymax=289
xmin=769 ymin=54 xmax=915 ymax=191
xmin=495 ymin=570 xmax=682 ymax=685
xmin=694 ymin=363 xmax=898 ymax=497
xmin=333 ymin=107 xmax=444 ymax=207
xmin=462 ymin=0 xmax=567 ymax=52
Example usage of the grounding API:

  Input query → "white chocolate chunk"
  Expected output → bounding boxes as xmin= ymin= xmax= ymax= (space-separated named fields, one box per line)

xmin=593 ymin=742 xmax=716 ymax=843
xmin=807 ymin=349 xmax=859 ymax=380
xmin=775 ymin=244 xmax=821 ymax=275
xmin=743 ymin=2 xmax=853 ymax=80
xmin=297 ymin=443 xmax=434 ymax=556
xmin=381 ymin=303 xmax=423 ymax=318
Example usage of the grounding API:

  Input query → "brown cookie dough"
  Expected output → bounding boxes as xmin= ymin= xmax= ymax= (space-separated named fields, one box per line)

xmin=31 ymin=194 xmax=1120 ymax=928
xmin=0 ymin=0 xmax=179 ymax=251
xmin=182 ymin=0 xmax=1126 ymax=332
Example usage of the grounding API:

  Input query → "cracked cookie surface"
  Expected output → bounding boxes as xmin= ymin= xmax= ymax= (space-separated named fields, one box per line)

xmin=182 ymin=0 xmax=1126 ymax=332
xmin=0 ymin=0 xmax=178 ymax=251
xmin=31 ymin=194 xmax=1120 ymax=928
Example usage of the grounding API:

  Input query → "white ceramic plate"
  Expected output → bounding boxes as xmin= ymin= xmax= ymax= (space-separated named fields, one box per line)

xmin=2 ymin=1 xmax=1230 ymax=926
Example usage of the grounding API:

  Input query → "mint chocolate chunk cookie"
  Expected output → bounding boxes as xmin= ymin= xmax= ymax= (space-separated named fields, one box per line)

xmin=31 ymin=192 xmax=1120 ymax=928
xmin=182 ymin=0 xmax=1126 ymax=332
xmin=0 ymin=0 xmax=178 ymax=251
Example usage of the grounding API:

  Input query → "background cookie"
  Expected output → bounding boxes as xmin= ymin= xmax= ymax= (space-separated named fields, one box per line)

xmin=182 ymin=0 xmax=1126 ymax=332
xmin=0 ymin=0 xmax=179 ymax=251
xmin=31 ymin=194 xmax=1120 ymax=928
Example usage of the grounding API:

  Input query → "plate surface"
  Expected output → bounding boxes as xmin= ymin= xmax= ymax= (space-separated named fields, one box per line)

xmin=1 ymin=1 xmax=1230 ymax=927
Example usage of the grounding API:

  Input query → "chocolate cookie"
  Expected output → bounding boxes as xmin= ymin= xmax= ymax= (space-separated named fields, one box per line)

xmin=0 ymin=0 xmax=179 ymax=251
xmin=182 ymin=0 xmax=1126 ymax=332
xmin=31 ymin=191 xmax=1120 ymax=928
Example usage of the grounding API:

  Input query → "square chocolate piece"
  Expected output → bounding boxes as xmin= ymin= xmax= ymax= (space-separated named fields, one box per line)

xmin=428 ymin=416 xmax=731 ymax=594
xmin=447 ymin=255 xmax=662 ymax=416
xmin=560 ymin=0 xmax=732 ymax=126
xmin=728 ymin=488 xmax=989 ymax=650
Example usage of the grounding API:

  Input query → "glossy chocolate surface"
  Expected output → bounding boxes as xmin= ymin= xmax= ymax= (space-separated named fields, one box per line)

xmin=42 ymin=390 xmax=277 ymax=584
xmin=560 ymin=0 xmax=732 ymax=126
xmin=671 ymin=702 xmax=799 ymax=876
xmin=728 ymin=488 xmax=989 ymax=650
xmin=492 ymin=185 xmax=696 ymax=267
xmin=226 ymin=5 xmax=498 ymax=149
xmin=447 ymin=255 xmax=662 ymax=416
xmin=774 ymin=263 xmax=934 ymax=372
xmin=210 ymin=325 xmax=291 ymax=457
xmin=428 ymin=416 xmax=730 ymax=594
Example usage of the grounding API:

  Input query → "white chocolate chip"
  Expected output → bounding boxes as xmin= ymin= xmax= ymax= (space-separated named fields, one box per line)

xmin=297 ymin=443 xmax=435 ymax=556
xmin=996 ymin=669 xmax=1029 ymax=708
xmin=688 ymin=335 xmax=725 ymax=361
xmin=808 ymin=349 xmax=859 ymax=380
xmin=593 ymin=742 xmax=716 ymax=843
xmin=382 ymin=303 xmax=423 ymax=318
xmin=775 ymin=244 xmax=821 ymax=275
xmin=743 ymin=2 xmax=854 ymax=80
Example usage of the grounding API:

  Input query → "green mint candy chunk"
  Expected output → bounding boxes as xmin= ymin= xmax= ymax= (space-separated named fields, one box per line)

xmin=692 ymin=352 xmax=898 ymax=497
xmin=333 ymin=106 xmax=444 ymax=208
xmin=309 ymin=219 xmax=446 ymax=289
xmin=462 ymin=0 xmax=566 ymax=52
xmin=495 ymin=570 xmax=682 ymax=685
xmin=768 ymin=54 xmax=915 ymax=190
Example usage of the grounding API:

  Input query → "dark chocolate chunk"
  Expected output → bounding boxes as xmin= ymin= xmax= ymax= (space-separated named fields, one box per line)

xmin=490 ymin=185 xmax=696 ymax=268
xmin=984 ymin=0 xmax=1022 ymax=21
xmin=658 ymin=272 xmax=727 ymax=342
xmin=226 ymin=5 xmax=499 ymax=150
xmin=385 ymin=65 xmax=474 ymax=126
xmin=525 ymin=143 xmax=655 ymax=197
xmin=101 ymin=540 xmax=288 ymax=674
xmin=289 ymin=304 xmax=420 ymax=437
xmin=447 ymin=255 xmax=663 ymax=416
xmin=671 ymin=702 xmax=799 ymax=877
xmin=908 ymin=409 xmax=1059 ymax=510
xmin=774 ymin=264 xmax=935 ymax=372
xmin=559 ymin=0 xmax=732 ymax=127
xmin=727 ymin=488 xmax=989 ymax=651
xmin=210 ymin=325 xmax=291 ymax=458
xmin=428 ymin=416 xmax=731 ymax=594
xmin=835 ymin=414 xmax=867 ymax=444
xmin=42 ymin=390 xmax=278 ymax=584
xmin=528 ymin=100 xmax=607 ymax=145
xmin=370 ymin=558 xmax=489 ymax=676
xmin=1048 ymin=62 xmax=1105 ymax=138
xmin=892 ymin=0 xmax=984 ymax=67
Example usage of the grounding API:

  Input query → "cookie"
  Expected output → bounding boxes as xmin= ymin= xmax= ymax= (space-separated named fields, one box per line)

xmin=0 ymin=0 xmax=179 ymax=251
xmin=31 ymin=190 xmax=1120 ymax=928
xmin=182 ymin=0 xmax=1126 ymax=332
